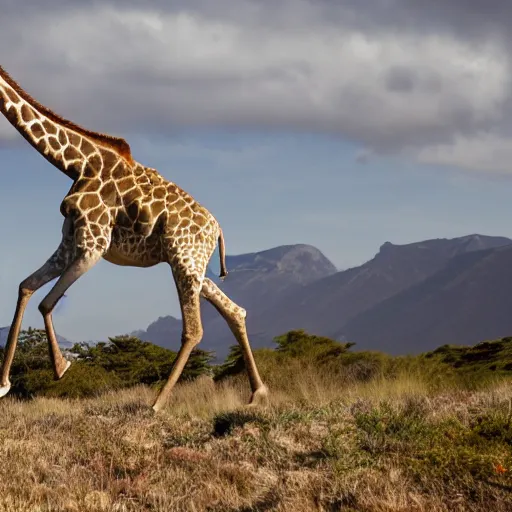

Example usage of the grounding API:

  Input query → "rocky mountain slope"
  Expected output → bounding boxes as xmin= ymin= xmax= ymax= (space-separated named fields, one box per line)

xmin=259 ymin=234 xmax=512 ymax=340
xmin=340 ymin=243 xmax=512 ymax=353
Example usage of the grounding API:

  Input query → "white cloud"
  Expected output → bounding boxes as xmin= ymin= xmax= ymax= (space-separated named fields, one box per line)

xmin=417 ymin=133 xmax=512 ymax=174
xmin=0 ymin=1 xmax=511 ymax=171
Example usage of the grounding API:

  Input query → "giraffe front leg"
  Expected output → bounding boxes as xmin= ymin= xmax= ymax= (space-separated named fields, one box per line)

xmin=37 ymin=247 xmax=104 ymax=378
xmin=0 ymin=242 xmax=72 ymax=397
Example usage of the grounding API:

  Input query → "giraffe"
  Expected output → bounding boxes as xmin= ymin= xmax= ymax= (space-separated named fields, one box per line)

xmin=0 ymin=65 xmax=268 ymax=411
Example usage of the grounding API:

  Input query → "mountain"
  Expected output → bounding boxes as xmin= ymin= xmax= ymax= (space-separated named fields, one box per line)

xmin=254 ymin=234 xmax=512 ymax=342
xmin=132 ymin=315 xmax=183 ymax=347
xmin=340 ymin=244 xmax=512 ymax=354
xmin=134 ymin=234 xmax=512 ymax=359
xmin=207 ymin=243 xmax=338 ymax=312
xmin=135 ymin=244 xmax=338 ymax=358
xmin=0 ymin=326 xmax=74 ymax=349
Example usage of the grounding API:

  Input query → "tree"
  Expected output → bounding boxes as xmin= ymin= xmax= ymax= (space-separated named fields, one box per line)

xmin=214 ymin=344 xmax=245 ymax=381
xmin=274 ymin=329 xmax=355 ymax=359
xmin=0 ymin=327 xmax=59 ymax=398
xmin=72 ymin=335 xmax=215 ymax=386
xmin=0 ymin=331 xmax=216 ymax=399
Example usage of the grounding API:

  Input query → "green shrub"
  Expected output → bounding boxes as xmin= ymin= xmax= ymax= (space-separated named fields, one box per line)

xmin=351 ymin=397 xmax=512 ymax=497
xmin=0 ymin=330 xmax=215 ymax=399
xmin=214 ymin=344 xmax=245 ymax=381
xmin=71 ymin=335 xmax=214 ymax=387
xmin=44 ymin=362 xmax=122 ymax=398
xmin=471 ymin=408 xmax=512 ymax=446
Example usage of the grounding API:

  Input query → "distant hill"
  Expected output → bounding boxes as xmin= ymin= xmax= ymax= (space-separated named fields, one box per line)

xmin=251 ymin=234 xmax=512 ymax=343
xmin=340 ymin=243 xmax=512 ymax=354
xmin=207 ymin=243 xmax=338 ymax=312
xmin=131 ymin=316 xmax=183 ymax=348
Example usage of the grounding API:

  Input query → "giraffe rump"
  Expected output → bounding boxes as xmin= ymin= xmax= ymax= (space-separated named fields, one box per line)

xmin=0 ymin=65 xmax=134 ymax=165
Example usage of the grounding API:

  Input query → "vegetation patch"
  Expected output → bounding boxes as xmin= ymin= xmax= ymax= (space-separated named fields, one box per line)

xmin=0 ymin=329 xmax=511 ymax=509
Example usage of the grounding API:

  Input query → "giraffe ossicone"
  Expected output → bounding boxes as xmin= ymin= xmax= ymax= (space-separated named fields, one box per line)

xmin=0 ymin=65 xmax=267 ymax=411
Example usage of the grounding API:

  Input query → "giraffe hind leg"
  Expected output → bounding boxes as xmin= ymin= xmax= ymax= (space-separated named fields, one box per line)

xmin=201 ymin=277 xmax=268 ymax=406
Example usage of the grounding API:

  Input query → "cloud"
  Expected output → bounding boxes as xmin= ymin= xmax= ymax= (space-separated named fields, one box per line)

xmin=0 ymin=0 xmax=512 ymax=172
xmin=417 ymin=133 xmax=512 ymax=174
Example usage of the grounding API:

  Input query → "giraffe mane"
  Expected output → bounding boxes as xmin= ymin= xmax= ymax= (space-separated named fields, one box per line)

xmin=0 ymin=65 xmax=134 ymax=165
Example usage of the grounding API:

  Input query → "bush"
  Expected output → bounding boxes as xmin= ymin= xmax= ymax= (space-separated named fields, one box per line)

xmin=214 ymin=344 xmax=245 ymax=381
xmin=72 ymin=335 xmax=215 ymax=387
xmin=45 ymin=362 xmax=122 ymax=398
xmin=0 ymin=330 xmax=215 ymax=399
xmin=215 ymin=330 xmax=393 ymax=390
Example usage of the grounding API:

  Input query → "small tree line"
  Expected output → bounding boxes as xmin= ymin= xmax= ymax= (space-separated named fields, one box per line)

xmin=1 ymin=327 xmax=215 ymax=399
xmin=0 ymin=327 xmax=359 ymax=399
xmin=2 ymin=327 xmax=511 ymax=400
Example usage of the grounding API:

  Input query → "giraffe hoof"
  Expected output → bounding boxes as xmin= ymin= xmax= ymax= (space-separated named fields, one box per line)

xmin=56 ymin=359 xmax=71 ymax=380
xmin=248 ymin=385 xmax=269 ymax=407
xmin=0 ymin=381 xmax=11 ymax=398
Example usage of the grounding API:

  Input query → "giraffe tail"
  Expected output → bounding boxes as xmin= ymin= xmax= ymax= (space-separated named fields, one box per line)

xmin=218 ymin=228 xmax=228 ymax=280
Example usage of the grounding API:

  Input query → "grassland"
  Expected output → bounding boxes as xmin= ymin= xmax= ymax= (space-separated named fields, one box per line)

xmin=0 ymin=345 xmax=511 ymax=512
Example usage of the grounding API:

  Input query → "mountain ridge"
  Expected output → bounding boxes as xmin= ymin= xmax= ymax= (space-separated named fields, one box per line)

xmin=248 ymin=234 xmax=512 ymax=343
xmin=340 ymin=243 xmax=512 ymax=353
xmin=134 ymin=234 xmax=512 ymax=359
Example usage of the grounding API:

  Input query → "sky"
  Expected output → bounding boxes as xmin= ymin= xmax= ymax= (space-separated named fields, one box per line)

xmin=1 ymin=0 xmax=512 ymax=344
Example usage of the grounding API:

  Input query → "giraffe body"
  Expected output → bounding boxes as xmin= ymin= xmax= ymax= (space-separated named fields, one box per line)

xmin=0 ymin=66 xmax=267 ymax=410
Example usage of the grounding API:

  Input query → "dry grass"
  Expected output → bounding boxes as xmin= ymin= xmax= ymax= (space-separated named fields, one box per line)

xmin=0 ymin=369 xmax=510 ymax=511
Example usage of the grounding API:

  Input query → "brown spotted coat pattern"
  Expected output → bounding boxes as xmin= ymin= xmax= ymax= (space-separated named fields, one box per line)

xmin=0 ymin=66 xmax=267 ymax=411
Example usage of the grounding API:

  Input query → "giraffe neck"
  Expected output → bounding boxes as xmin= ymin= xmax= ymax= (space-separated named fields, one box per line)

xmin=0 ymin=67 xmax=134 ymax=181
xmin=0 ymin=75 xmax=84 ymax=180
